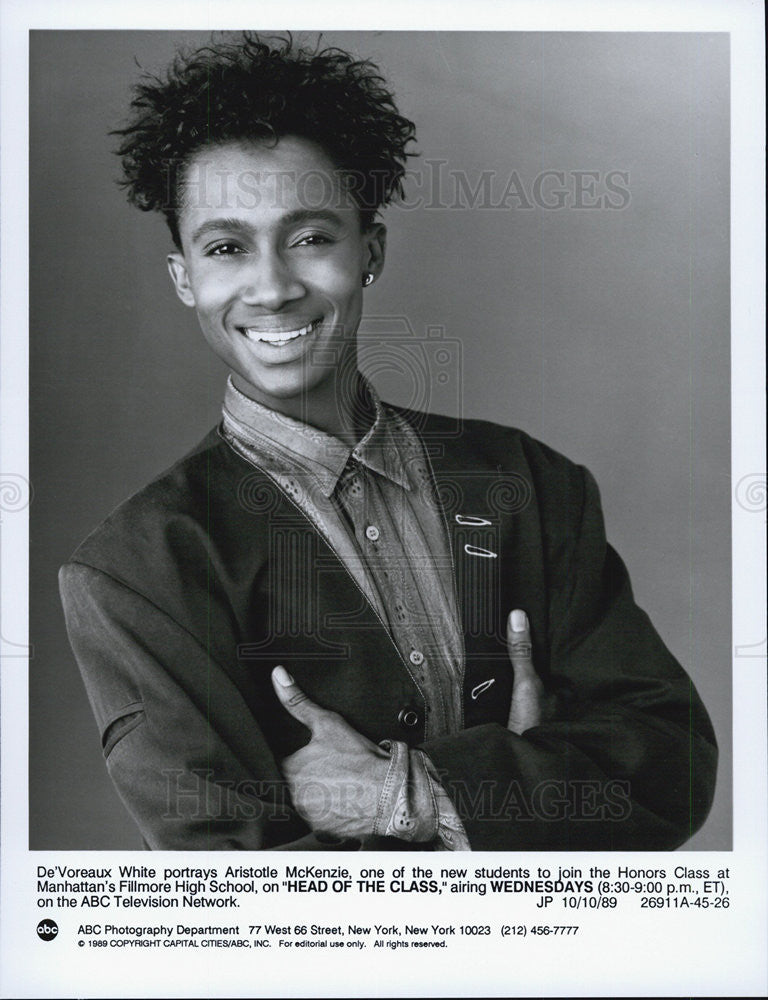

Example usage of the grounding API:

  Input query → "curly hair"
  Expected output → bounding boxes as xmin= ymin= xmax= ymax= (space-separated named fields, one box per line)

xmin=112 ymin=32 xmax=417 ymax=247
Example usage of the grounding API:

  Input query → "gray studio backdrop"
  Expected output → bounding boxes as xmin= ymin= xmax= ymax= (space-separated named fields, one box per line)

xmin=29 ymin=30 xmax=730 ymax=850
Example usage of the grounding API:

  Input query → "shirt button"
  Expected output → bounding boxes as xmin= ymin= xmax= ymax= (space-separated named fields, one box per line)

xmin=398 ymin=707 xmax=421 ymax=729
xmin=409 ymin=650 xmax=424 ymax=666
xmin=365 ymin=524 xmax=380 ymax=542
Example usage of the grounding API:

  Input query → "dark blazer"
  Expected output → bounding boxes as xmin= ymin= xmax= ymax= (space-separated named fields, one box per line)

xmin=59 ymin=408 xmax=717 ymax=850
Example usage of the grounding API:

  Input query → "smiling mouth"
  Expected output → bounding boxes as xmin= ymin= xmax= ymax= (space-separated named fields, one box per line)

xmin=240 ymin=318 xmax=322 ymax=346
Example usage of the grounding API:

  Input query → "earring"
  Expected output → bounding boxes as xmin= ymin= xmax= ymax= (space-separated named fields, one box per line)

xmin=362 ymin=273 xmax=374 ymax=287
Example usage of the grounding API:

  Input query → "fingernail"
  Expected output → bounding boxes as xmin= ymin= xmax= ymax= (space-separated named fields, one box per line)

xmin=273 ymin=665 xmax=294 ymax=686
xmin=511 ymin=609 xmax=527 ymax=632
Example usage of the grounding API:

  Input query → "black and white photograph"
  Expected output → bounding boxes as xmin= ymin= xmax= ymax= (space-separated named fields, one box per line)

xmin=1 ymin=1 xmax=765 ymax=997
xmin=29 ymin=27 xmax=728 ymax=853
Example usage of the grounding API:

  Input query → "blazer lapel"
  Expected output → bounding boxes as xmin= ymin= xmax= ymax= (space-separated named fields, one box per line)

xmin=424 ymin=421 xmax=528 ymax=727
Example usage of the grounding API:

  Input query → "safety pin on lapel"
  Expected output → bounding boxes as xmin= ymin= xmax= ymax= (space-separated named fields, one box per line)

xmin=464 ymin=543 xmax=498 ymax=558
xmin=455 ymin=514 xmax=492 ymax=526
xmin=471 ymin=678 xmax=496 ymax=699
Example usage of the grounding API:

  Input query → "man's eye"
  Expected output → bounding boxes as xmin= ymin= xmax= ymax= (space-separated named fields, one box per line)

xmin=207 ymin=242 xmax=244 ymax=256
xmin=293 ymin=233 xmax=332 ymax=247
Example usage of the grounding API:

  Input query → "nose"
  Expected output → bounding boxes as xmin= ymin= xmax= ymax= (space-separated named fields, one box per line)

xmin=239 ymin=251 xmax=305 ymax=311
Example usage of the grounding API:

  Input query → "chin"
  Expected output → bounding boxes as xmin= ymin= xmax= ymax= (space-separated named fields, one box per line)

xmin=237 ymin=370 xmax=326 ymax=403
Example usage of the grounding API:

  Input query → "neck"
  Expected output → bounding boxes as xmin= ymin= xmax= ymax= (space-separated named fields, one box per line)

xmin=231 ymin=370 xmax=373 ymax=446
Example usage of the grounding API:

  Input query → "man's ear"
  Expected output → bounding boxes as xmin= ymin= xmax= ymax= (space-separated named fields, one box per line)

xmin=167 ymin=252 xmax=196 ymax=307
xmin=364 ymin=223 xmax=386 ymax=281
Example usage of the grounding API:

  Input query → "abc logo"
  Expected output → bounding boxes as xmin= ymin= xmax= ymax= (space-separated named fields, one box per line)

xmin=36 ymin=919 xmax=59 ymax=941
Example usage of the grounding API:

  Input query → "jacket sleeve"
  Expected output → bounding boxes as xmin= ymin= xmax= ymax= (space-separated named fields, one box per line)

xmin=420 ymin=465 xmax=718 ymax=850
xmin=59 ymin=562 xmax=357 ymax=851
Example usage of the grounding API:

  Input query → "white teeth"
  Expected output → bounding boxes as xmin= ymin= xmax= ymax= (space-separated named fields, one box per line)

xmin=242 ymin=319 xmax=319 ymax=345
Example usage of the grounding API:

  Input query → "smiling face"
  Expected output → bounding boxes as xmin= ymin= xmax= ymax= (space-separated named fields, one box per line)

xmin=167 ymin=137 xmax=385 ymax=419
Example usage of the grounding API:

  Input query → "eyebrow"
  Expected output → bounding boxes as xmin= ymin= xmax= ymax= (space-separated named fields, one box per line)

xmin=190 ymin=209 xmax=346 ymax=245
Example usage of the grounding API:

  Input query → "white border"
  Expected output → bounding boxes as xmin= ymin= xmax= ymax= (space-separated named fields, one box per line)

xmin=2 ymin=1 xmax=765 ymax=997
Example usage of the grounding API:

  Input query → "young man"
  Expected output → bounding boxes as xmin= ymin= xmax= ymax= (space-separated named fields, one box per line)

xmin=59 ymin=33 xmax=717 ymax=851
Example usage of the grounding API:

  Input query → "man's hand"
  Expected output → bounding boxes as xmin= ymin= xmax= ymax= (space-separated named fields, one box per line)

xmin=271 ymin=665 xmax=392 ymax=839
xmin=506 ymin=609 xmax=545 ymax=734
xmin=271 ymin=611 xmax=544 ymax=837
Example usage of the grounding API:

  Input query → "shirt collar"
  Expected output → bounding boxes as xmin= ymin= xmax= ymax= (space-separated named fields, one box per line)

xmin=221 ymin=376 xmax=411 ymax=497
